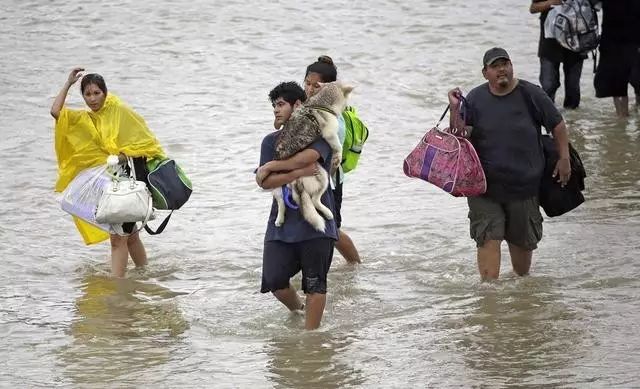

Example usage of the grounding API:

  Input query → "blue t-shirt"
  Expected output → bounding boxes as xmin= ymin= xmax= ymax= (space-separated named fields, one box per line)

xmin=258 ymin=131 xmax=338 ymax=243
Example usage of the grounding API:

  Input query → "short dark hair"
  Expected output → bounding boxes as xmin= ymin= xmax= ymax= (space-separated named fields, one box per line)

xmin=80 ymin=73 xmax=107 ymax=95
xmin=305 ymin=55 xmax=337 ymax=82
xmin=268 ymin=81 xmax=306 ymax=106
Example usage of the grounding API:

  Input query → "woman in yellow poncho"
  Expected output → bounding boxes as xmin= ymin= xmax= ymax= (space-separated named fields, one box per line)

xmin=51 ymin=67 xmax=165 ymax=277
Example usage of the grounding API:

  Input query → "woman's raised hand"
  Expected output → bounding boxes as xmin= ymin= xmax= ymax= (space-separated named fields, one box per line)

xmin=67 ymin=67 xmax=85 ymax=85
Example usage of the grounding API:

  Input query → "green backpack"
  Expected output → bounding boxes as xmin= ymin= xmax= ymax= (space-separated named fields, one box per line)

xmin=341 ymin=106 xmax=369 ymax=173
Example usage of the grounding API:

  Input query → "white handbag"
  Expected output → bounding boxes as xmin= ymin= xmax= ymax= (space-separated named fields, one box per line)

xmin=95 ymin=157 xmax=153 ymax=226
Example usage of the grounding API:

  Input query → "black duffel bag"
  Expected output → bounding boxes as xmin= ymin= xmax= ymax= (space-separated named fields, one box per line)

xmin=539 ymin=135 xmax=586 ymax=217
xmin=144 ymin=158 xmax=193 ymax=234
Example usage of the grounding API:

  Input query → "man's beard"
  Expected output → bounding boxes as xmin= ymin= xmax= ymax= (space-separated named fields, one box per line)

xmin=497 ymin=77 xmax=510 ymax=88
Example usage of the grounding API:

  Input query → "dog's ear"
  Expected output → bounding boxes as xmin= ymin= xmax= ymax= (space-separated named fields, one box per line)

xmin=341 ymin=84 xmax=354 ymax=97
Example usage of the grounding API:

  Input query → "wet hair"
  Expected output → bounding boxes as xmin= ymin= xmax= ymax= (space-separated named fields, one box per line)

xmin=305 ymin=55 xmax=337 ymax=82
xmin=80 ymin=73 xmax=108 ymax=95
xmin=268 ymin=81 xmax=306 ymax=106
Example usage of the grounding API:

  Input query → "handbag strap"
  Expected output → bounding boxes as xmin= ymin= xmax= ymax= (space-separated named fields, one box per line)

xmin=144 ymin=211 xmax=174 ymax=235
xmin=436 ymin=105 xmax=450 ymax=128
xmin=436 ymin=95 xmax=468 ymax=129
xmin=516 ymin=83 xmax=546 ymax=151
xmin=127 ymin=156 xmax=137 ymax=180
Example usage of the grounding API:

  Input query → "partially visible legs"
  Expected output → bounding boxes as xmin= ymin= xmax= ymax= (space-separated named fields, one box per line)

xmin=629 ymin=47 xmax=640 ymax=109
xmin=595 ymin=44 xmax=635 ymax=117
xmin=336 ymin=230 xmax=360 ymax=264
xmin=332 ymin=179 xmax=361 ymax=264
xmin=262 ymin=240 xmax=303 ymax=311
xmin=110 ymin=228 xmax=147 ymax=277
xmin=477 ymin=240 xmax=502 ymax=281
xmin=127 ymin=231 xmax=147 ymax=268
xmin=273 ymin=285 xmax=304 ymax=312
xmin=504 ymin=196 xmax=542 ymax=277
xmin=300 ymin=238 xmax=334 ymax=330
xmin=562 ymin=58 xmax=584 ymax=109
xmin=540 ymin=58 xmax=561 ymax=103
xmin=110 ymin=234 xmax=129 ymax=278
xmin=468 ymin=196 xmax=505 ymax=281
xmin=613 ymin=97 xmax=630 ymax=117
xmin=507 ymin=243 xmax=533 ymax=276
xmin=468 ymin=196 xmax=542 ymax=280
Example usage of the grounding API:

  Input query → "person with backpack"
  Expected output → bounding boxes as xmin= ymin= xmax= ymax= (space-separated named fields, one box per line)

xmin=303 ymin=56 xmax=369 ymax=265
xmin=594 ymin=0 xmax=640 ymax=117
xmin=530 ymin=0 xmax=587 ymax=109
xmin=255 ymin=81 xmax=338 ymax=330
xmin=447 ymin=48 xmax=571 ymax=281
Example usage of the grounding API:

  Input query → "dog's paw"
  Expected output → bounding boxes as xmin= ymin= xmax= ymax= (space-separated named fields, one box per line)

xmin=275 ymin=218 xmax=284 ymax=227
xmin=331 ymin=155 xmax=341 ymax=169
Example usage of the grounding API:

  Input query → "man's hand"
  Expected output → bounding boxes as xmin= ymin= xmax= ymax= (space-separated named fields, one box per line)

xmin=299 ymin=162 xmax=320 ymax=177
xmin=553 ymin=158 xmax=571 ymax=187
xmin=256 ymin=164 xmax=271 ymax=187
xmin=448 ymin=87 xmax=463 ymax=107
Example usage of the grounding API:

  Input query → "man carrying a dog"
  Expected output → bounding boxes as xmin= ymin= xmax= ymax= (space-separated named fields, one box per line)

xmin=255 ymin=81 xmax=337 ymax=330
xmin=447 ymin=47 xmax=571 ymax=281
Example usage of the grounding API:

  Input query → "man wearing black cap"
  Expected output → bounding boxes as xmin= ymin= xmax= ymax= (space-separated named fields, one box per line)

xmin=447 ymin=47 xmax=571 ymax=281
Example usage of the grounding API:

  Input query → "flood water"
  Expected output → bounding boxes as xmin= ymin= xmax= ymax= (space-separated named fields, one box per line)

xmin=1 ymin=0 xmax=639 ymax=387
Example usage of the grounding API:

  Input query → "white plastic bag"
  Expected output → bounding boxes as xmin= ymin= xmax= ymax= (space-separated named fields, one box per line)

xmin=60 ymin=165 xmax=113 ymax=232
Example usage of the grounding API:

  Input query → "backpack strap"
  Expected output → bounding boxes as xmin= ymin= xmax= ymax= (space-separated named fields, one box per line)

xmin=144 ymin=211 xmax=173 ymax=235
xmin=516 ymin=82 xmax=546 ymax=152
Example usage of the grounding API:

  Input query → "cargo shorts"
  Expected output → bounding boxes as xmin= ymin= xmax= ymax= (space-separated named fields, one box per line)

xmin=467 ymin=196 xmax=543 ymax=251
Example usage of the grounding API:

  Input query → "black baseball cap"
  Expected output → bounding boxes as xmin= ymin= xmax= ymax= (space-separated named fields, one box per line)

xmin=483 ymin=47 xmax=510 ymax=67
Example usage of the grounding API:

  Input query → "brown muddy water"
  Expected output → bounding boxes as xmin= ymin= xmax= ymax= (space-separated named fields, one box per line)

xmin=1 ymin=0 xmax=639 ymax=387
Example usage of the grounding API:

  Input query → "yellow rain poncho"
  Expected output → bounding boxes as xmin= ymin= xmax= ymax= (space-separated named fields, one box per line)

xmin=54 ymin=94 xmax=165 ymax=245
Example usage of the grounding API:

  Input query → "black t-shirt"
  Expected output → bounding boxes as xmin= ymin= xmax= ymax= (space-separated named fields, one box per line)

xmin=534 ymin=0 xmax=586 ymax=62
xmin=465 ymin=80 xmax=563 ymax=201
xmin=600 ymin=0 xmax=640 ymax=47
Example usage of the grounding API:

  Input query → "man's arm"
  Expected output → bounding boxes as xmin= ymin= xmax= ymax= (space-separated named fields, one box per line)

xmin=550 ymin=120 xmax=571 ymax=186
xmin=530 ymin=0 xmax=561 ymax=14
xmin=257 ymin=163 xmax=318 ymax=189
xmin=448 ymin=88 xmax=466 ymax=130
xmin=256 ymin=148 xmax=321 ymax=189
xmin=263 ymin=149 xmax=320 ymax=173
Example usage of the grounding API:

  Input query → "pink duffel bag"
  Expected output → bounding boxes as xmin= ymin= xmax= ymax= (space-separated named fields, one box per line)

xmin=403 ymin=101 xmax=486 ymax=197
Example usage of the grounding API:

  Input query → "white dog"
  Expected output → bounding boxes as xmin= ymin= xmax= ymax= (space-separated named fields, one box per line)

xmin=273 ymin=81 xmax=353 ymax=231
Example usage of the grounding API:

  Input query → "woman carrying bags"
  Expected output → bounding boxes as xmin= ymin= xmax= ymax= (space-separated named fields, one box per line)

xmin=51 ymin=67 xmax=165 ymax=277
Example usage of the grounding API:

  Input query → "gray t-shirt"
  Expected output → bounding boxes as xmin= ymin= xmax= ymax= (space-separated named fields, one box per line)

xmin=258 ymin=131 xmax=338 ymax=242
xmin=465 ymin=80 xmax=563 ymax=200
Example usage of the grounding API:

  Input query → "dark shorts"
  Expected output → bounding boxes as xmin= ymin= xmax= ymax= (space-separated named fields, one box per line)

xmin=467 ymin=196 xmax=543 ymax=251
xmin=594 ymin=43 xmax=640 ymax=98
xmin=332 ymin=179 xmax=343 ymax=230
xmin=261 ymin=238 xmax=335 ymax=294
